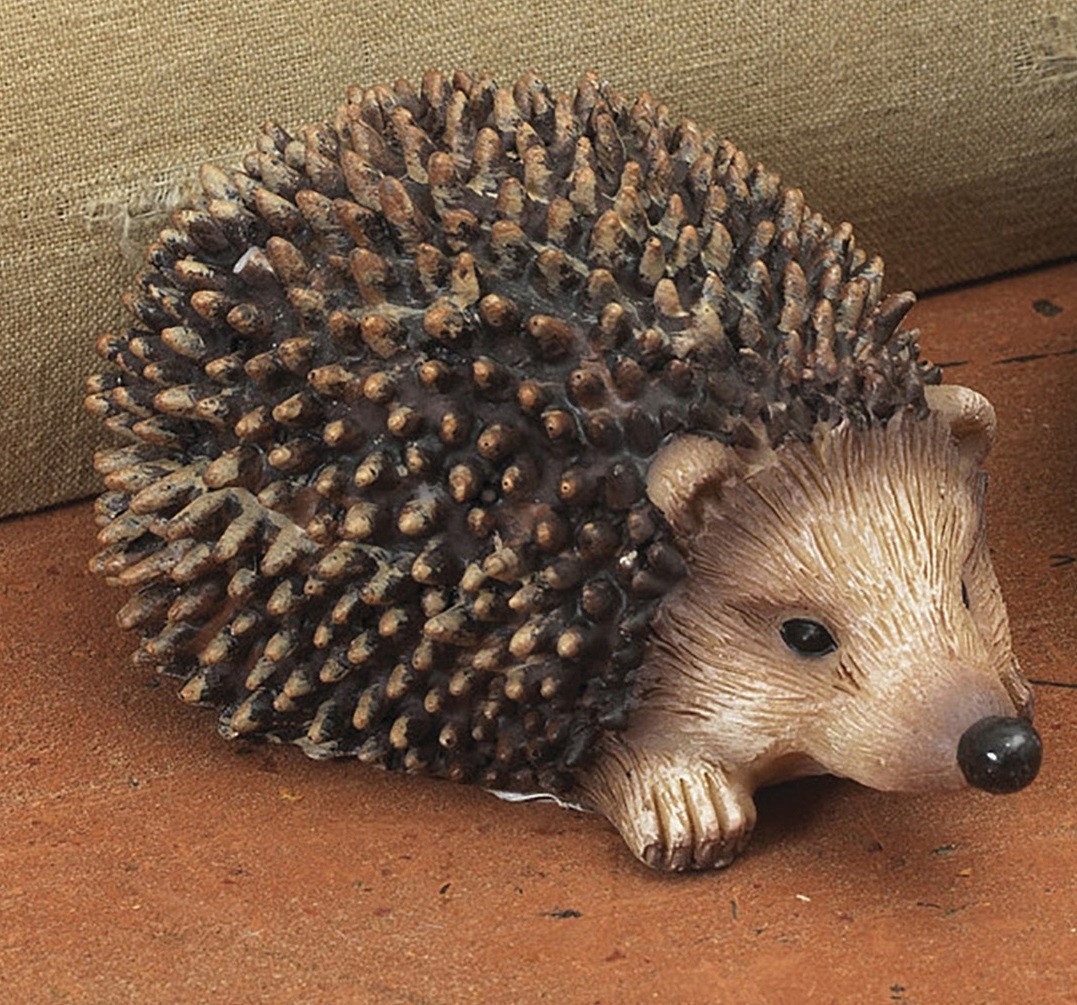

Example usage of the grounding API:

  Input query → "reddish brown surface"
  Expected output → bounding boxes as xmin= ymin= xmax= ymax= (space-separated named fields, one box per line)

xmin=2 ymin=262 xmax=1075 ymax=1004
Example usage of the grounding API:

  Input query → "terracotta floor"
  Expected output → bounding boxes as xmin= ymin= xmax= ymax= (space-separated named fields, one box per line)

xmin=2 ymin=262 xmax=1075 ymax=1004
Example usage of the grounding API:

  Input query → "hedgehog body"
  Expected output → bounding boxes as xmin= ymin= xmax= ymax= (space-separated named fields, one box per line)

xmin=87 ymin=71 xmax=1038 ymax=870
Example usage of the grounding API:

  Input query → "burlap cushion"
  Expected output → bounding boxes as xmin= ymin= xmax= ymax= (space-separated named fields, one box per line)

xmin=1 ymin=0 xmax=1073 ymax=518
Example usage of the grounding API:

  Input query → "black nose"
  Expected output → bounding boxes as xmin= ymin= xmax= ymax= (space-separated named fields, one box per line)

xmin=957 ymin=716 xmax=1042 ymax=794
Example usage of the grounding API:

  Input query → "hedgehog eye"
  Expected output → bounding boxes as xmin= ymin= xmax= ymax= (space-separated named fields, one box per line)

xmin=961 ymin=580 xmax=971 ymax=609
xmin=780 ymin=619 xmax=838 ymax=657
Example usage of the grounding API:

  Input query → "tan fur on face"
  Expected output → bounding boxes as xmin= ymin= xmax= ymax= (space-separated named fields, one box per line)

xmin=622 ymin=411 xmax=1028 ymax=794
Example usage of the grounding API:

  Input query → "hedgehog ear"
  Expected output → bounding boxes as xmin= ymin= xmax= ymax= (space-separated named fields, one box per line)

xmin=646 ymin=435 xmax=742 ymax=534
xmin=924 ymin=384 xmax=997 ymax=464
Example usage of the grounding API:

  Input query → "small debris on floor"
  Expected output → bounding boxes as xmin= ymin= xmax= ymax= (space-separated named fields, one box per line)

xmin=1032 ymin=298 xmax=1063 ymax=317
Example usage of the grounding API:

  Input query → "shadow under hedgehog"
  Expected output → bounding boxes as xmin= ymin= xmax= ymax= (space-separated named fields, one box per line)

xmin=86 ymin=70 xmax=1041 ymax=871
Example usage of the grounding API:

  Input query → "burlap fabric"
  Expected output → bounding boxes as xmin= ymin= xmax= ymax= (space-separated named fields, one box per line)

xmin=1 ymin=0 xmax=1074 ymax=519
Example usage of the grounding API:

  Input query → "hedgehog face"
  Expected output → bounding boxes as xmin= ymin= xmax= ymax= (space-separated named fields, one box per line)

xmin=634 ymin=392 xmax=1032 ymax=795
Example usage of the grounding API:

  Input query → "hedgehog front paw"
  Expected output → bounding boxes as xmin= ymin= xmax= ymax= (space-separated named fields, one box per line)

xmin=577 ymin=741 xmax=757 ymax=871
xmin=638 ymin=765 xmax=757 ymax=871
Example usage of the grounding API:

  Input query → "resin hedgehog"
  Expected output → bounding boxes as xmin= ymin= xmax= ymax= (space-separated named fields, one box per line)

xmin=86 ymin=70 xmax=1042 ymax=871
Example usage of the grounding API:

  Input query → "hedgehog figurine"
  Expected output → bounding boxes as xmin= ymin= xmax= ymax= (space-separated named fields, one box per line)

xmin=86 ymin=70 xmax=1042 ymax=871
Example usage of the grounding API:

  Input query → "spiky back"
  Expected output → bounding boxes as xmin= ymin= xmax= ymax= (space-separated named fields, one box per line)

xmin=86 ymin=70 xmax=935 ymax=793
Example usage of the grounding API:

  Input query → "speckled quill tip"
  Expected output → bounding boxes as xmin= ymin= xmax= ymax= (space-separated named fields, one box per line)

xmin=86 ymin=70 xmax=936 ymax=795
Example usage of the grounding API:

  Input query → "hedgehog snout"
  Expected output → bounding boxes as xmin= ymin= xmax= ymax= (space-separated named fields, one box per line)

xmin=809 ymin=661 xmax=1032 ymax=795
xmin=915 ymin=666 xmax=1041 ymax=794
xmin=957 ymin=716 xmax=1042 ymax=794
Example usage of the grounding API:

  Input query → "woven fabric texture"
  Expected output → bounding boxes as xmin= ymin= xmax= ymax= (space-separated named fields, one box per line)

xmin=1 ymin=0 xmax=1074 ymax=518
